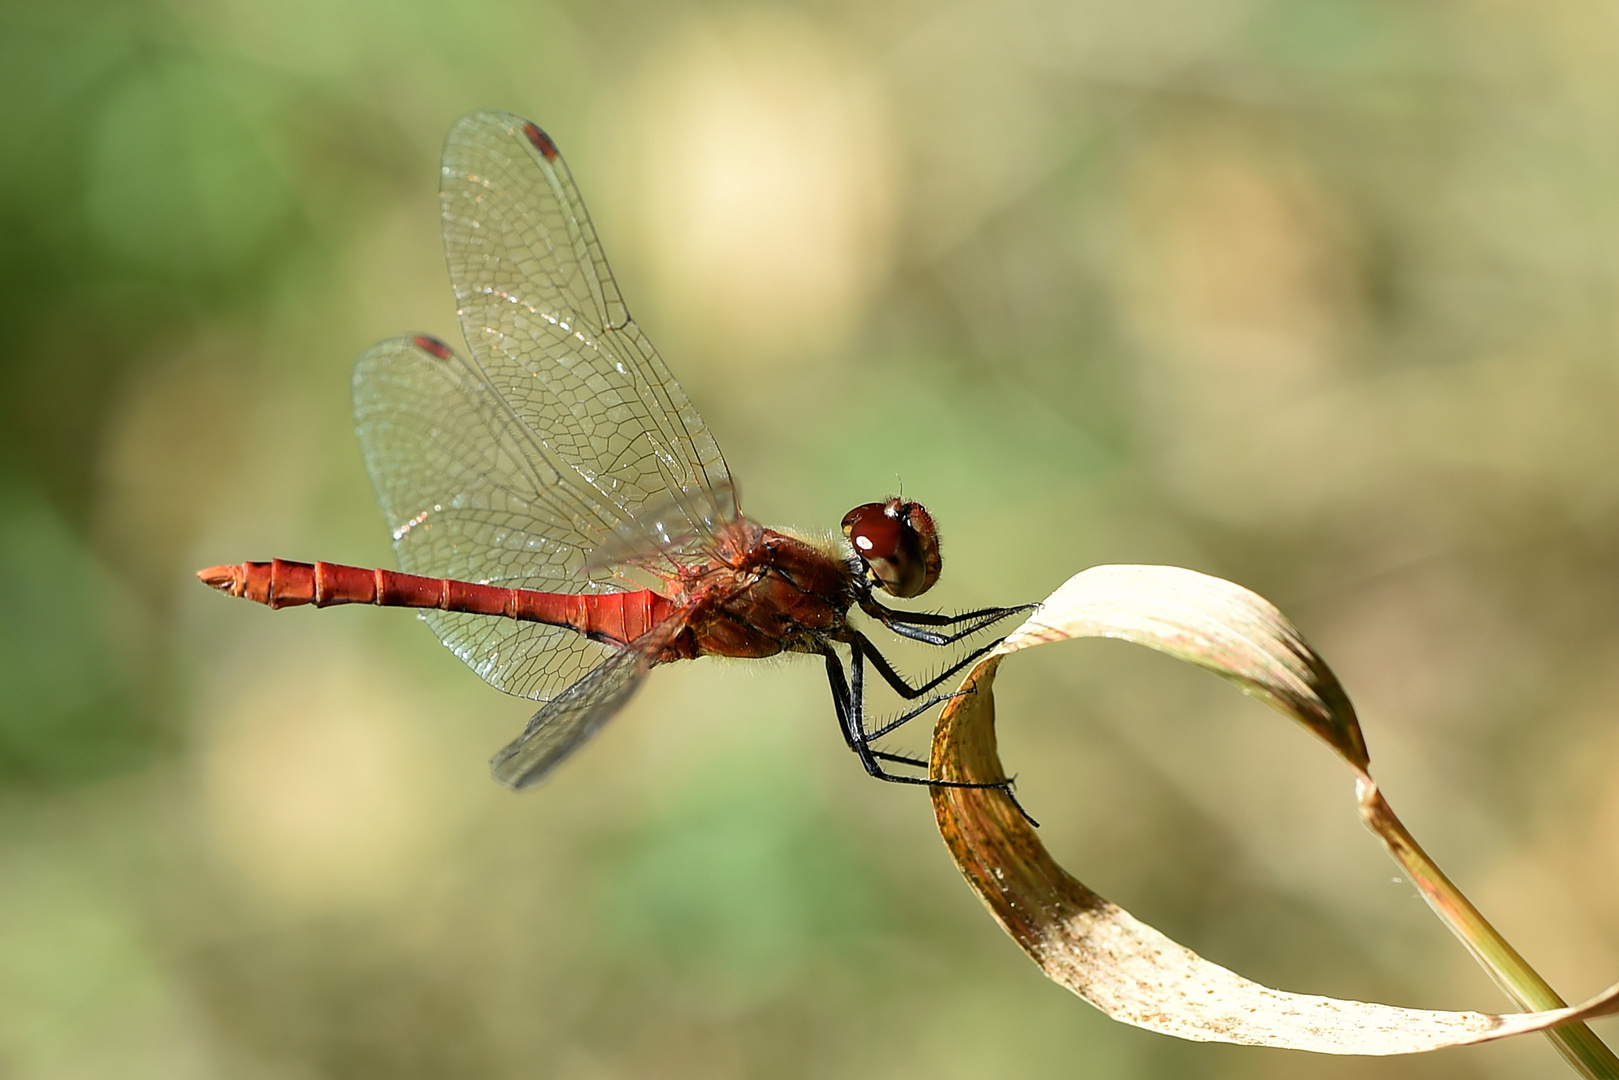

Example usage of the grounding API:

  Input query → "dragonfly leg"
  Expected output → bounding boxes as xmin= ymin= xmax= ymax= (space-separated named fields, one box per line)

xmin=853 ymin=630 xmax=1001 ymax=701
xmin=880 ymin=615 xmax=1001 ymax=647
xmin=865 ymin=689 xmax=971 ymax=741
xmin=872 ymin=601 xmax=1036 ymax=628
xmin=820 ymin=647 xmax=1038 ymax=826
xmin=822 ymin=650 xmax=866 ymax=756
xmin=859 ymin=598 xmax=1036 ymax=647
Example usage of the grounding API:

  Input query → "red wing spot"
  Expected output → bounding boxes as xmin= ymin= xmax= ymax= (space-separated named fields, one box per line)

xmin=413 ymin=334 xmax=454 ymax=360
xmin=522 ymin=122 xmax=560 ymax=161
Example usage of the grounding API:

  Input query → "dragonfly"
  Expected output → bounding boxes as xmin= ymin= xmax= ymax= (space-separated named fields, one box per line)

xmin=198 ymin=111 xmax=1029 ymax=810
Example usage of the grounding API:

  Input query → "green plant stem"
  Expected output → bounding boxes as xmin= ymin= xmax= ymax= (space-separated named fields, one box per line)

xmin=1357 ymin=777 xmax=1619 ymax=1079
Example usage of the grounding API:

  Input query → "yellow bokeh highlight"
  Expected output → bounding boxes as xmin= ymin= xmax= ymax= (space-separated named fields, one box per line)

xmin=620 ymin=13 xmax=896 ymax=364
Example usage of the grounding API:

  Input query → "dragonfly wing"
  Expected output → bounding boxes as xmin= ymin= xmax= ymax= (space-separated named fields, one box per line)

xmin=355 ymin=334 xmax=623 ymax=700
xmin=490 ymin=645 xmax=648 ymax=789
xmin=439 ymin=111 xmax=738 ymax=558
xmin=422 ymin=610 xmax=613 ymax=703
xmin=356 ymin=113 xmax=738 ymax=701
xmin=356 ymin=335 xmax=607 ymax=591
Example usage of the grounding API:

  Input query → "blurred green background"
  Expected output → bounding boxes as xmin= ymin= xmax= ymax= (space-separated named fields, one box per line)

xmin=4 ymin=0 xmax=1619 ymax=1077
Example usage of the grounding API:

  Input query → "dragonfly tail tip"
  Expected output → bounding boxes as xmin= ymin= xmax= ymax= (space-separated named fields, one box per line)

xmin=197 ymin=564 xmax=243 ymax=595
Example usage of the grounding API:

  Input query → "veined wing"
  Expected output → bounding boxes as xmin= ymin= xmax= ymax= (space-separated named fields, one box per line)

xmin=439 ymin=110 xmax=737 ymax=562
xmin=354 ymin=334 xmax=626 ymax=701
xmin=490 ymin=644 xmax=650 ymax=789
xmin=356 ymin=114 xmax=737 ymax=701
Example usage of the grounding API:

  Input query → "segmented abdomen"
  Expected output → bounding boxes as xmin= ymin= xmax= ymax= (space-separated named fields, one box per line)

xmin=197 ymin=558 xmax=673 ymax=647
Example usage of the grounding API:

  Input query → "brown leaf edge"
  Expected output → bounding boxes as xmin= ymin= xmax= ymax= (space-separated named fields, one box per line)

xmin=929 ymin=564 xmax=1619 ymax=1056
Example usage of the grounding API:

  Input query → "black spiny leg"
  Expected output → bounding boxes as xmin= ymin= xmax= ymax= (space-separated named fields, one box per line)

xmin=820 ymin=647 xmax=1037 ymax=825
xmin=865 ymin=691 xmax=970 ymax=742
xmin=873 ymin=601 xmax=1037 ymax=628
xmin=853 ymin=629 xmax=1002 ymax=703
xmin=859 ymin=599 xmax=1036 ymax=647
xmin=846 ymin=600 xmax=1034 ymax=720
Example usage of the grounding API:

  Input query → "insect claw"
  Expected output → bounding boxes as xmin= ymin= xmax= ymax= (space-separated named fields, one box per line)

xmin=997 ymin=781 xmax=1040 ymax=828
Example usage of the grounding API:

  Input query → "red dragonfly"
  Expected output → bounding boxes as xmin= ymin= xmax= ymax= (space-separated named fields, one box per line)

xmin=199 ymin=111 xmax=1027 ymax=806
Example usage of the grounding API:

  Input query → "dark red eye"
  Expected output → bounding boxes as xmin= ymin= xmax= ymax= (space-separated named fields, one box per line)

xmin=843 ymin=504 xmax=901 ymax=559
xmin=841 ymin=497 xmax=942 ymax=598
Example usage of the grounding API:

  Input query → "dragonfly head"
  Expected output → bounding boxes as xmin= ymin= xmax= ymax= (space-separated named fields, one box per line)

xmin=842 ymin=497 xmax=942 ymax=599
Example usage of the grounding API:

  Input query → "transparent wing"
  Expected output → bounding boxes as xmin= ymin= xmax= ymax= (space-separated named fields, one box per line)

xmin=354 ymin=114 xmax=739 ymax=700
xmin=439 ymin=110 xmax=738 ymax=557
xmin=354 ymin=334 xmax=624 ymax=700
xmin=490 ymin=645 xmax=648 ymax=788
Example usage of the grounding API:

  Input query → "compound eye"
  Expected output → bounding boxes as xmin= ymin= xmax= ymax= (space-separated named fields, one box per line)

xmin=842 ymin=498 xmax=942 ymax=599
xmin=842 ymin=503 xmax=902 ymax=560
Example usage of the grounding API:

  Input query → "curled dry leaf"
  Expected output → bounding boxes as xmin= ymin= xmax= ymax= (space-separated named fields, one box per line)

xmin=929 ymin=564 xmax=1619 ymax=1056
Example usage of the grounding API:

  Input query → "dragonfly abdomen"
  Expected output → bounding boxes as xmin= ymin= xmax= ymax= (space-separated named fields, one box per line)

xmin=197 ymin=559 xmax=672 ymax=647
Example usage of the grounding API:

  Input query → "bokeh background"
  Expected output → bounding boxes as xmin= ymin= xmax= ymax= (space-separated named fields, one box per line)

xmin=5 ymin=1 xmax=1619 ymax=1077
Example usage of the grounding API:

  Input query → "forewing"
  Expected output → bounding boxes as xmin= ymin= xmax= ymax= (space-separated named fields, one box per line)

xmin=354 ymin=334 xmax=620 ymax=700
xmin=439 ymin=111 xmax=738 ymax=557
xmin=490 ymin=646 xmax=648 ymax=788
xmin=355 ymin=114 xmax=739 ymax=702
